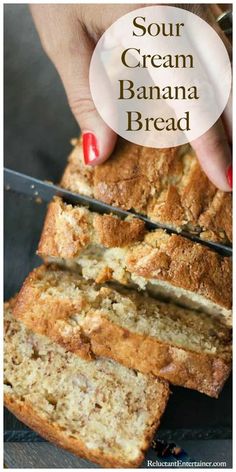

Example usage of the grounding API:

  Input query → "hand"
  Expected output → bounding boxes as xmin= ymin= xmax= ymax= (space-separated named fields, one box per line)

xmin=31 ymin=4 xmax=232 ymax=191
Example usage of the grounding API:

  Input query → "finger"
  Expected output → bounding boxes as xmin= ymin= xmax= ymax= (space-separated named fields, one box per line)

xmin=222 ymin=94 xmax=232 ymax=143
xmin=191 ymin=118 xmax=231 ymax=191
xmin=30 ymin=5 xmax=117 ymax=166
xmin=54 ymin=31 xmax=117 ymax=167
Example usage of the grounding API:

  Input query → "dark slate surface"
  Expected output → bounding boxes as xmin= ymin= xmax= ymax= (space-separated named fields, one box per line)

xmin=3 ymin=441 xmax=232 ymax=468
xmin=4 ymin=4 xmax=232 ymax=468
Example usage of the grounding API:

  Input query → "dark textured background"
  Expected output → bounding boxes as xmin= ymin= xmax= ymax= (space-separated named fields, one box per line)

xmin=4 ymin=4 xmax=232 ymax=468
xmin=4 ymin=4 xmax=78 ymax=298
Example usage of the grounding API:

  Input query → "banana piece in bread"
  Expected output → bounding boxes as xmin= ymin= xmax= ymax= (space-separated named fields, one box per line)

xmin=61 ymin=138 xmax=232 ymax=245
xmin=13 ymin=265 xmax=232 ymax=397
xmin=4 ymin=299 xmax=169 ymax=468
xmin=38 ymin=197 xmax=232 ymax=324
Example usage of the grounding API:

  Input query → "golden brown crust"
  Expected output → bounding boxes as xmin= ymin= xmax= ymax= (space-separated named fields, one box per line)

xmin=38 ymin=198 xmax=92 ymax=259
xmin=60 ymin=138 xmax=232 ymax=244
xmin=13 ymin=266 xmax=232 ymax=397
xmin=80 ymin=312 xmax=231 ymax=398
xmin=199 ymin=192 xmax=232 ymax=243
xmin=37 ymin=201 xmax=60 ymax=257
xmin=93 ymin=214 xmax=145 ymax=248
xmin=95 ymin=266 xmax=114 ymax=284
xmin=127 ymin=232 xmax=232 ymax=311
xmin=38 ymin=199 xmax=232 ymax=314
xmin=14 ymin=266 xmax=93 ymax=361
xmin=38 ymin=198 xmax=145 ymax=259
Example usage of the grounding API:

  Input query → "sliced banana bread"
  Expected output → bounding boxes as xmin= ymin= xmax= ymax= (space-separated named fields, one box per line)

xmin=61 ymin=138 xmax=232 ymax=245
xmin=4 ymin=299 xmax=169 ymax=468
xmin=38 ymin=197 xmax=232 ymax=324
xmin=13 ymin=265 xmax=232 ymax=397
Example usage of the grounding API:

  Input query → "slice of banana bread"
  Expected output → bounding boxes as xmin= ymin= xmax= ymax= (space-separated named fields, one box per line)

xmin=60 ymin=138 xmax=232 ymax=245
xmin=4 ymin=299 xmax=169 ymax=468
xmin=37 ymin=197 xmax=232 ymax=324
xmin=13 ymin=265 xmax=232 ymax=397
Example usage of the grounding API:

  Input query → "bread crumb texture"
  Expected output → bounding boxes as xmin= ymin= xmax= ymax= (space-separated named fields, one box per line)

xmin=14 ymin=266 xmax=232 ymax=396
xmin=38 ymin=198 xmax=232 ymax=323
xmin=61 ymin=138 xmax=232 ymax=244
xmin=4 ymin=299 xmax=169 ymax=468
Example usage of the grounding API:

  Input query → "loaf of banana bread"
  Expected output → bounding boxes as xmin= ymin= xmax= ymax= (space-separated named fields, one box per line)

xmin=4 ymin=299 xmax=169 ymax=468
xmin=60 ymin=138 xmax=232 ymax=244
xmin=13 ymin=265 xmax=232 ymax=397
xmin=38 ymin=197 xmax=232 ymax=324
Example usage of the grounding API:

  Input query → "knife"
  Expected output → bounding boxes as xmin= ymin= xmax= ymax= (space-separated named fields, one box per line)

xmin=4 ymin=167 xmax=232 ymax=257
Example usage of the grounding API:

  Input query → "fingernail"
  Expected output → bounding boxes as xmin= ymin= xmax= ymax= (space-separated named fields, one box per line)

xmin=83 ymin=132 xmax=99 ymax=165
xmin=226 ymin=165 xmax=232 ymax=189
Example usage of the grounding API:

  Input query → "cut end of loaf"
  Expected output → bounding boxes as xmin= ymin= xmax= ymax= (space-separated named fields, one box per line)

xmin=4 ymin=300 xmax=169 ymax=468
xmin=38 ymin=197 xmax=232 ymax=324
xmin=13 ymin=265 xmax=232 ymax=397
xmin=60 ymin=138 xmax=232 ymax=245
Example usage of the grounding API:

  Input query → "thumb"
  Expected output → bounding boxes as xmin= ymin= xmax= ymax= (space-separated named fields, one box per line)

xmin=31 ymin=6 xmax=117 ymax=166
xmin=191 ymin=118 xmax=232 ymax=191
xmin=58 ymin=35 xmax=117 ymax=166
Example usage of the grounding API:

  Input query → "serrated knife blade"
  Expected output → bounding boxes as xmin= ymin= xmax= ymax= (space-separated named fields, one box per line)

xmin=4 ymin=167 xmax=232 ymax=257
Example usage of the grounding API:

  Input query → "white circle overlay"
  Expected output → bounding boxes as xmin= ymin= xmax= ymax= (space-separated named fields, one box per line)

xmin=89 ymin=6 xmax=231 ymax=148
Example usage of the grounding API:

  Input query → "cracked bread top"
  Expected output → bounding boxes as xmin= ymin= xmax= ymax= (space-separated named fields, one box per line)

xmin=61 ymin=138 xmax=232 ymax=244
xmin=38 ymin=198 xmax=232 ymax=320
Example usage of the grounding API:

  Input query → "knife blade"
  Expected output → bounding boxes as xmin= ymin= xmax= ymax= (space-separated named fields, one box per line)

xmin=4 ymin=167 xmax=232 ymax=257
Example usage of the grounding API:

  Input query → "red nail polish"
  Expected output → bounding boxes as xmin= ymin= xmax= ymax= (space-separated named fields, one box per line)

xmin=83 ymin=133 xmax=99 ymax=165
xmin=226 ymin=165 xmax=232 ymax=189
